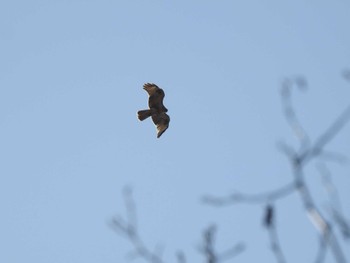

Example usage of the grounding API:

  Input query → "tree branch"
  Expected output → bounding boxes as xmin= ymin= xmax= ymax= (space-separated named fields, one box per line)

xmin=110 ymin=186 xmax=165 ymax=263
xmin=198 ymin=224 xmax=245 ymax=263
xmin=202 ymin=182 xmax=296 ymax=206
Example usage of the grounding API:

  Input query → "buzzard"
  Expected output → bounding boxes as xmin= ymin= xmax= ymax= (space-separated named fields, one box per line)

xmin=137 ymin=83 xmax=170 ymax=138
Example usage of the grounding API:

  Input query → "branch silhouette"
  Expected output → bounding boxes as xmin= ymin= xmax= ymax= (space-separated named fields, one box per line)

xmin=202 ymin=182 xmax=296 ymax=206
xmin=263 ymin=205 xmax=286 ymax=263
xmin=110 ymin=187 xmax=244 ymax=262
xmin=198 ymin=224 xmax=245 ymax=263
xmin=110 ymin=186 xmax=165 ymax=263
xmin=204 ymin=76 xmax=350 ymax=263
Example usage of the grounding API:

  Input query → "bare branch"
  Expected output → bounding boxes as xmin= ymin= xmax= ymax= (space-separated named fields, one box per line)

xmin=198 ymin=224 xmax=244 ymax=263
xmin=282 ymin=88 xmax=350 ymax=261
xmin=202 ymin=77 xmax=350 ymax=263
xmin=202 ymin=182 xmax=296 ymax=206
xmin=301 ymin=104 xmax=350 ymax=165
xmin=280 ymin=75 xmax=350 ymax=164
xmin=277 ymin=141 xmax=296 ymax=159
xmin=218 ymin=243 xmax=245 ymax=262
xmin=318 ymin=163 xmax=350 ymax=240
xmin=326 ymin=232 xmax=347 ymax=263
xmin=110 ymin=187 xmax=164 ymax=263
xmin=332 ymin=209 xmax=350 ymax=240
xmin=318 ymin=164 xmax=343 ymax=212
xmin=123 ymin=186 xmax=138 ymax=233
xmin=281 ymin=77 xmax=310 ymax=147
xmin=314 ymin=236 xmax=327 ymax=263
xmin=267 ymin=224 xmax=286 ymax=263
xmin=317 ymin=151 xmax=348 ymax=164
xmin=199 ymin=225 xmax=217 ymax=263
xmin=263 ymin=205 xmax=286 ymax=263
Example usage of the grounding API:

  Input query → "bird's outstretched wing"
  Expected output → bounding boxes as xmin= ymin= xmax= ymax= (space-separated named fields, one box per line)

xmin=152 ymin=112 xmax=170 ymax=138
xmin=143 ymin=83 xmax=167 ymax=112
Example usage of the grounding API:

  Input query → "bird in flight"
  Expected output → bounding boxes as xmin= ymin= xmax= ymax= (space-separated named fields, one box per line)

xmin=137 ymin=83 xmax=170 ymax=138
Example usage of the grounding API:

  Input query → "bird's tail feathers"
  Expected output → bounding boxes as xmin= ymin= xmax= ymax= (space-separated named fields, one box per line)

xmin=137 ymin=110 xmax=152 ymax=121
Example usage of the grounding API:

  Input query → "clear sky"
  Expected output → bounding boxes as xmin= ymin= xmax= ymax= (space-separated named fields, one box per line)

xmin=1 ymin=0 xmax=350 ymax=262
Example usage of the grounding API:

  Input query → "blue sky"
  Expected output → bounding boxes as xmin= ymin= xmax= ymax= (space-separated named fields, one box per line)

xmin=1 ymin=0 xmax=350 ymax=262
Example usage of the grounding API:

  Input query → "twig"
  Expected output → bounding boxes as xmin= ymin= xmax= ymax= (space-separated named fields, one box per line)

xmin=284 ymin=80 xmax=349 ymax=262
xmin=300 ymin=104 xmax=350 ymax=165
xmin=281 ymin=77 xmax=310 ymax=147
xmin=314 ymin=236 xmax=327 ymax=263
xmin=110 ymin=186 xmax=165 ymax=263
xmin=318 ymin=164 xmax=350 ymax=239
xmin=263 ymin=205 xmax=286 ymax=263
xmin=202 ymin=182 xmax=296 ymax=206
xmin=198 ymin=224 xmax=245 ymax=263
xmin=203 ymin=76 xmax=350 ymax=263
xmin=200 ymin=225 xmax=217 ymax=263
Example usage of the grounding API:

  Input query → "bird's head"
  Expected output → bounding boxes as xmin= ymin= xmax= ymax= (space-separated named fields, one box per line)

xmin=143 ymin=84 xmax=158 ymax=95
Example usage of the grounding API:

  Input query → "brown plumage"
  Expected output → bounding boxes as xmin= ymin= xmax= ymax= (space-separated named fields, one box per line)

xmin=137 ymin=83 xmax=170 ymax=138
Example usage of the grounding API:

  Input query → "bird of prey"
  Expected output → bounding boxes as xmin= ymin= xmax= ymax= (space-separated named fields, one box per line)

xmin=137 ymin=83 xmax=170 ymax=138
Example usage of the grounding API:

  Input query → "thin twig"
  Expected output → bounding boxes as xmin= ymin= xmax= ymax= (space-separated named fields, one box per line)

xmin=202 ymin=182 xmax=296 ymax=206
xmin=284 ymin=80 xmax=349 ymax=262
xmin=314 ymin=236 xmax=327 ymax=263
xmin=200 ymin=225 xmax=217 ymax=263
xmin=218 ymin=243 xmax=245 ymax=262
xmin=300 ymin=104 xmax=350 ymax=165
xmin=263 ymin=205 xmax=286 ymax=263
xmin=281 ymin=77 xmax=310 ymax=147
xmin=203 ymin=77 xmax=350 ymax=263
xmin=318 ymin=164 xmax=350 ymax=239
xmin=198 ymin=224 xmax=245 ymax=263
xmin=110 ymin=187 xmax=164 ymax=263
